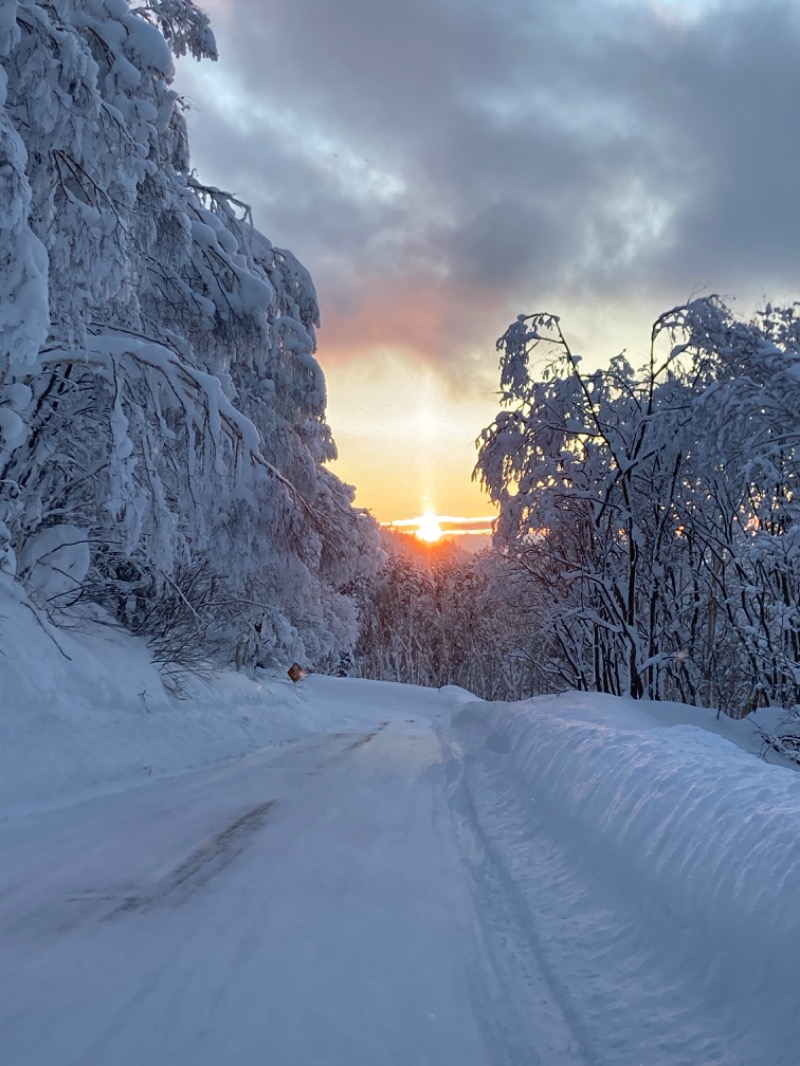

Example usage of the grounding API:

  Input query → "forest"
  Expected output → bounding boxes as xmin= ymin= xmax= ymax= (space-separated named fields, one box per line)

xmin=3 ymin=1 xmax=800 ymax=756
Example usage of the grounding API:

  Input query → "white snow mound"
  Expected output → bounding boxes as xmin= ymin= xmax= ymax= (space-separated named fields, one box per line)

xmin=454 ymin=691 xmax=800 ymax=986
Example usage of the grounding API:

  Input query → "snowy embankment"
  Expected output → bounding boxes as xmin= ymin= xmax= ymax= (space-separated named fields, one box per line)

xmin=0 ymin=575 xmax=375 ymax=822
xmin=452 ymin=689 xmax=800 ymax=1062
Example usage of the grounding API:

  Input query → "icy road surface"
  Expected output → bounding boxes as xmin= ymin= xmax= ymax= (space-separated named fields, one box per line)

xmin=0 ymin=678 xmax=583 ymax=1066
xmin=3 ymin=674 xmax=795 ymax=1065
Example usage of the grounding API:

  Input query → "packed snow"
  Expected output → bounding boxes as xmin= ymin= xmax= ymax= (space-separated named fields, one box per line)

xmin=0 ymin=573 xmax=376 ymax=821
xmin=2 ymin=578 xmax=800 ymax=1064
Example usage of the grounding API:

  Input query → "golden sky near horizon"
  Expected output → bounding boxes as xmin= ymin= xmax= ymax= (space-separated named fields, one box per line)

xmin=323 ymin=357 xmax=500 ymax=524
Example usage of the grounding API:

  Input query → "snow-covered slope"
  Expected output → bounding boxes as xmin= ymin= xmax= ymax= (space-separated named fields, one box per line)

xmin=0 ymin=575 xmax=373 ymax=821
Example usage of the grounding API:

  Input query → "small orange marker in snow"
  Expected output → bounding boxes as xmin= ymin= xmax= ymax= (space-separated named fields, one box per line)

xmin=287 ymin=663 xmax=306 ymax=683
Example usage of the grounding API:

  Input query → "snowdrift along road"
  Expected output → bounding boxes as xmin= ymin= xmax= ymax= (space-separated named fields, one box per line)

xmin=452 ymin=689 xmax=800 ymax=1065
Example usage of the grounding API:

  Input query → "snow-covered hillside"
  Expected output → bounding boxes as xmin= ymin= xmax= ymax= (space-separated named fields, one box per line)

xmin=2 ymin=577 xmax=800 ymax=1063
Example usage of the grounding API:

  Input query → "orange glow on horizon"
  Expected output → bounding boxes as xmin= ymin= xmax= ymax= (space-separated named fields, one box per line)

xmin=322 ymin=354 xmax=501 ymax=528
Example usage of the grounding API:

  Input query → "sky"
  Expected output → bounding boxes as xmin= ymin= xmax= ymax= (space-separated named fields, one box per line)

xmin=175 ymin=0 xmax=800 ymax=527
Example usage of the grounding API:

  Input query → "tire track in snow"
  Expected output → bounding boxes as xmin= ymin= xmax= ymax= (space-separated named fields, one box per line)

xmin=102 ymin=726 xmax=387 ymax=918
xmin=64 ymin=728 xmax=385 ymax=926
xmin=441 ymin=734 xmax=592 ymax=1066
xmin=346 ymin=720 xmax=389 ymax=750
xmin=108 ymin=800 xmax=278 ymax=916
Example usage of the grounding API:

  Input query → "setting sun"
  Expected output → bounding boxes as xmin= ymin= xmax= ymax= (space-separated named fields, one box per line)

xmin=382 ymin=513 xmax=495 ymax=544
xmin=415 ymin=511 xmax=443 ymax=543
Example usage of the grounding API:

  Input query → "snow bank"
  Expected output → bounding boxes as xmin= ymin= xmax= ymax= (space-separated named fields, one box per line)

xmin=0 ymin=575 xmax=330 ymax=821
xmin=0 ymin=575 xmax=463 ymax=824
xmin=453 ymin=691 xmax=800 ymax=989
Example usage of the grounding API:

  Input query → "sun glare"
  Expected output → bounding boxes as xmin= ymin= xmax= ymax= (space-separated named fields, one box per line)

xmin=416 ymin=511 xmax=443 ymax=543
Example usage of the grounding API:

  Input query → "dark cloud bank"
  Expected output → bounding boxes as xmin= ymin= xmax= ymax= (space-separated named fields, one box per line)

xmin=179 ymin=0 xmax=800 ymax=377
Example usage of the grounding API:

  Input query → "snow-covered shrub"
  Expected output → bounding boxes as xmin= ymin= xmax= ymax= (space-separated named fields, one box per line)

xmin=17 ymin=524 xmax=90 ymax=603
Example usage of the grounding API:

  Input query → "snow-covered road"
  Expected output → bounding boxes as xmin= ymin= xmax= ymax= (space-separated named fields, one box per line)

xmin=3 ymin=674 xmax=799 ymax=1066
xmin=0 ymin=680 xmax=581 ymax=1066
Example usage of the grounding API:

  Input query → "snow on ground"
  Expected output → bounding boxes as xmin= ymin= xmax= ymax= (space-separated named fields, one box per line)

xmin=0 ymin=689 xmax=511 ymax=1066
xmin=1 ymin=568 xmax=786 ymax=822
xmin=450 ymin=690 xmax=800 ymax=1064
xmin=3 ymin=574 xmax=800 ymax=1062
xmin=0 ymin=574 xmax=377 ymax=821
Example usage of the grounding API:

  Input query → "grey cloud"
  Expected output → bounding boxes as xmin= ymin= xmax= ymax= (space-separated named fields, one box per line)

xmin=586 ymin=1 xmax=800 ymax=292
xmin=177 ymin=0 xmax=800 ymax=372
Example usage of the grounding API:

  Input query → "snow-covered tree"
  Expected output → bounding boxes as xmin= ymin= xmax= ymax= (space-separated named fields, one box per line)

xmin=0 ymin=0 xmax=381 ymax=672
xmin=477 ymin=297 xmax=800 ymax=716
xmin=354 ymin=532 xmax=534 ymax=700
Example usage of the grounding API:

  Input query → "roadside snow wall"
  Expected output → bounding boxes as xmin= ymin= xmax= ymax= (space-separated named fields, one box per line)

xmin=453 ymin=693 xmax=800 ymax=988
